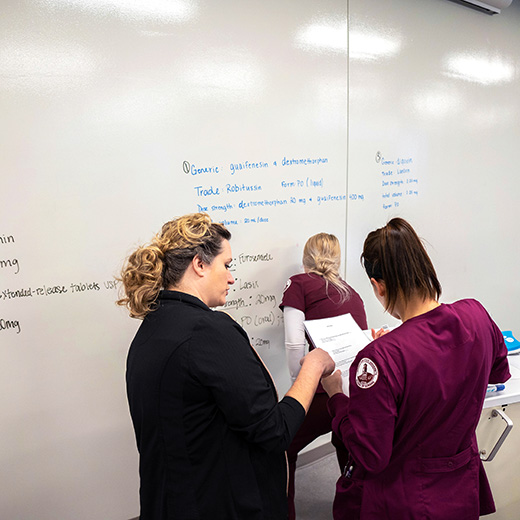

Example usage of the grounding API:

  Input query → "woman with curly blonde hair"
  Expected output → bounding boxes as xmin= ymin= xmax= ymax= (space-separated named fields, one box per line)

xmin=118 ymin=213 xmax=334 ymax=520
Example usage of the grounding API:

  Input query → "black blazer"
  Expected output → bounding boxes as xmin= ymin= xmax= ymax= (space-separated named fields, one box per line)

xmin=126 ymin=291 xmax=305 ymax=520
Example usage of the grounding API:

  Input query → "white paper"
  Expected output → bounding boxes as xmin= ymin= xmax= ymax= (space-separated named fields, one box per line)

xmin=304 ymin=313 xmax=371 ymax=396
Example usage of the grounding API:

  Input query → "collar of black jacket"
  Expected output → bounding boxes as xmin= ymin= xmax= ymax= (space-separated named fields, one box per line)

xmin=158 ymin=289 xmax=210 ymax=311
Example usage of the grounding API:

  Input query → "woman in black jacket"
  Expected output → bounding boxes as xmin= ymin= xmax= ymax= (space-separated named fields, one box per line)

xmin=118 ymin=212 xmax=334 ymax=520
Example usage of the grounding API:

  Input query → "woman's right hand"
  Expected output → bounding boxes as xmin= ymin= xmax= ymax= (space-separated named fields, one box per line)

xmin=301 ymin=348 xmax=335 ymax=377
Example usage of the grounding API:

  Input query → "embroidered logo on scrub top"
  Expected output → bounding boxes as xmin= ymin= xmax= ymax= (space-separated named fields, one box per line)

xmin=355 ymin=358 xmax=379 ymax=389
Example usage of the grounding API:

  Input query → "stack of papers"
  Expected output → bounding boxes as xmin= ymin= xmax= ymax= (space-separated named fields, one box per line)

xmin=304 ymin=313 xmax=371 ymax=395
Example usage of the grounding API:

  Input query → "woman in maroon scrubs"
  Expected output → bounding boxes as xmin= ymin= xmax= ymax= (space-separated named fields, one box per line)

xmin=322 ymin=218 xmax=510 ymax=520
xmin=280 ymin=232 xmax=367 ymax=520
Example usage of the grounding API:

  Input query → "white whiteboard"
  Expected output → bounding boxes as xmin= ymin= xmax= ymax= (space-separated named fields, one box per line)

xmin=1 ymin=0 xmax=520 ymax=519
xmin=0 ymin=1 xmax=348 ymax=518
xmin=346 ymin=0 xmax=520 ymax=332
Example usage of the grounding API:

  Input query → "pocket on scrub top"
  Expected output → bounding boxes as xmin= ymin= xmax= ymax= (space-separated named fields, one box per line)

xmin=419 ymin=444 xmax=472 ymax=474
xmin=416 ymin=445 xmax=479 ymax=519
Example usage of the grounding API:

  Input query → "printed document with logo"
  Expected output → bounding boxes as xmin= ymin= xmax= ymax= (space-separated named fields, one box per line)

xmin=304 ymin=313 xmax=371 ymax=396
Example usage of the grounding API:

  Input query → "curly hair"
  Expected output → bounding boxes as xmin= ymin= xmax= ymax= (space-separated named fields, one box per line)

xmin=302 ymin=233 xmax=350 ymax=303
xmin=117 ymin=213 xmax=231 ymax=319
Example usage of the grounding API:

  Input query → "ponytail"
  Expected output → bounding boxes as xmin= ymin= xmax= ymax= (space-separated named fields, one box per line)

xmin=361 ymin=218 xmax=441 ymax=313
xmin=302 ymin=233 xmax=350 ymax=303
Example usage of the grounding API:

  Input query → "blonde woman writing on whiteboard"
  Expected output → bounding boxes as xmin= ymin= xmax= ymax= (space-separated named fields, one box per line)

xmin=321 ymin=218 xmax=511 ymax=520
xmin=279 ymin=233 xmax=368 ymax=520
xmin=117 ymin=213 xmax=334 ymax=520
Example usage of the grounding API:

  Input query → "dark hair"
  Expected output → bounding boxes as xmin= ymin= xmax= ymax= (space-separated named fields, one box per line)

xmin=117 ymin=213 xmax=231 ymax=318
xmin=361 ymin=218 xmax=441 ymax=313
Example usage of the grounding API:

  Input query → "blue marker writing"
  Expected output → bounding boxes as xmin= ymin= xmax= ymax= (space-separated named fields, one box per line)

xmin=486 ymin=384 xmax=506 ymax=394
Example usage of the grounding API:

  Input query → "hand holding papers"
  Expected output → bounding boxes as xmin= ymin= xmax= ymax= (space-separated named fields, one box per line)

xmin=304 ymin=313 xmax=371 ymax=396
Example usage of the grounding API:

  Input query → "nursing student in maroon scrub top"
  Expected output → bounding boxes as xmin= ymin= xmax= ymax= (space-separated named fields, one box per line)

xmin=280 ymin=233 xmax=368 ymax=520
xmin=321 ymin=218 xmax=511 ymax=520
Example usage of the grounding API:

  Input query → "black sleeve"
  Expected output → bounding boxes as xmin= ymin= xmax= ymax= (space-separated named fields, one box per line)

xmin=188 ymin=312 xmax=305 ymax=452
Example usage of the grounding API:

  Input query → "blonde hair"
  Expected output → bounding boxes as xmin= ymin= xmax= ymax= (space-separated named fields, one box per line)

xmin=117 ymin=213 xmax=231 ymax=319
xmin=302 ymin=233 xmax=350 ymax=302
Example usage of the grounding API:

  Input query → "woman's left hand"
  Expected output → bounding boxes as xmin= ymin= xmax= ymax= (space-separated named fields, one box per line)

xmin=371 ymin=327 xmax=390 ymax=340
